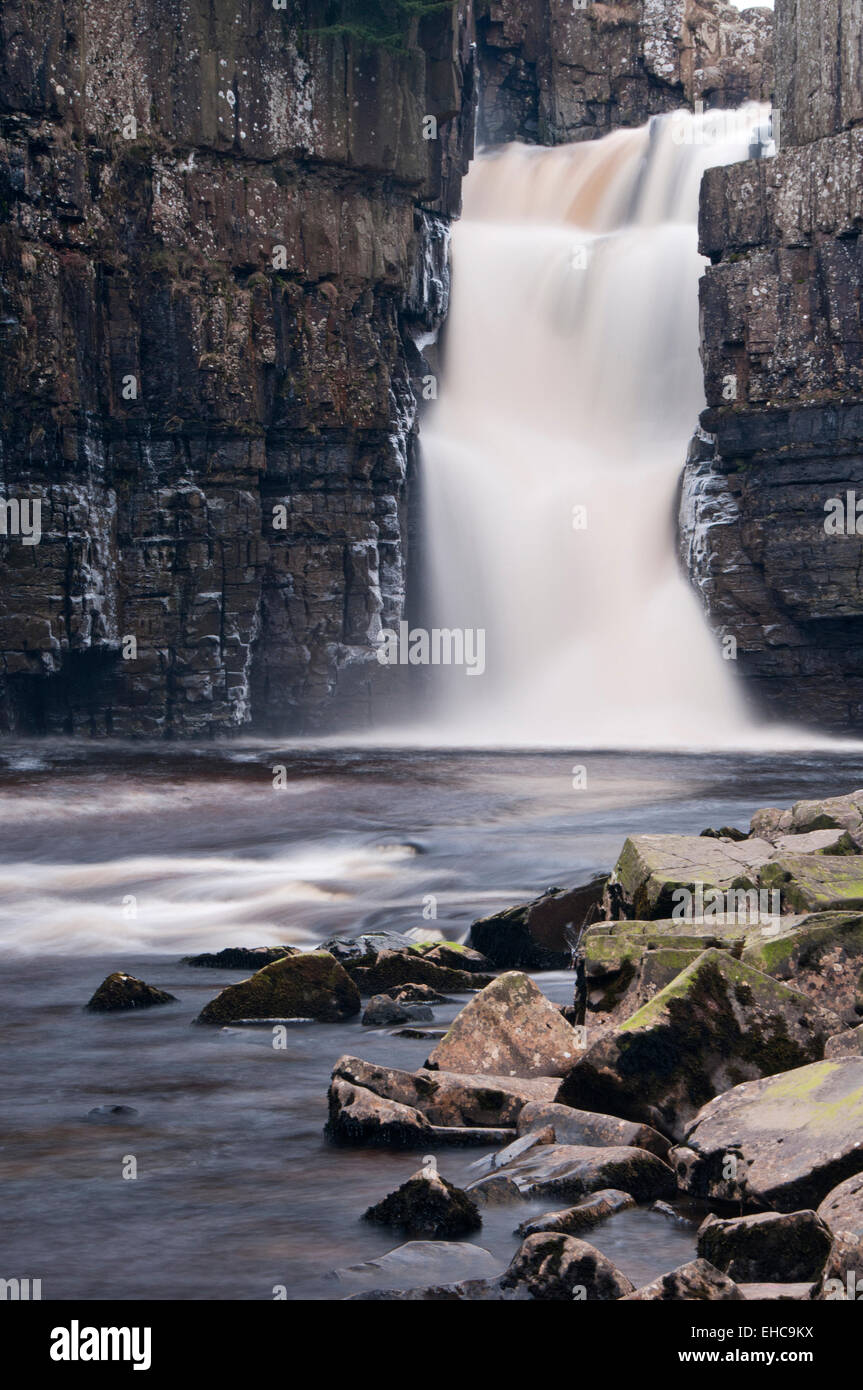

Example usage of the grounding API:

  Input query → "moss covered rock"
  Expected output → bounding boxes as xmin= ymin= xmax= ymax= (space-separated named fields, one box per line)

xmin=181 ymin=945 xmax=298 ymax=969
xmin=556 ymin=949 xmax=838 ymax=1141
xmin=196 ymin=950 xmax=360 ymax=1024
xmin=85 ymin=972 xmax=177 ymax=1013
xmin=609 ymin=835 xmax=776 ymax=919
xmin=426 ymin=972 xmax=581 ymax=1079
xmin=349 ymin=949 xmax=493 ymax=996
xmin=758 ymin=856 xmax=863 ymax=914
xmin=673 ymin=1058 xmax=863 ymax=1211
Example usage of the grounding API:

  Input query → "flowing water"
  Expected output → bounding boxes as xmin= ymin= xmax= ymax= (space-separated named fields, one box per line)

xmin=3 ymin=741 xmax=862 ymax=1299
xmin=420 ymin=108 xmax=771 ymax=745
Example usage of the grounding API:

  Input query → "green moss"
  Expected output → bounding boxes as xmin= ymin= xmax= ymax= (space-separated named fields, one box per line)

xmin=302 ymin=0 xmax=456 ymax=52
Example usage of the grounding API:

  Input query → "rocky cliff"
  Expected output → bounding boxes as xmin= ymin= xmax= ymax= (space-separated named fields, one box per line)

xmin=475 ymin=0 xmax=773 ymax=146
xmin=0 ymin=0 xmax=474 ymax=735
xmin=684 ymin=0 xmax=863 ymax=731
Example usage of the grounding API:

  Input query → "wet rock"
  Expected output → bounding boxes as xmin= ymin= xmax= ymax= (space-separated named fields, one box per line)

xmin=620 ymin=1259 xmax=744 ymax=1301
xmin=363 ymin=1170 xmax=482 ymax=1239
xmin=181 ymin=945 xmax=298 ymax=969
xmin=349 ymin=950 xmax=493 ymax=997
xmin=86 ymin=1104 xmax=139 ymax=1123
xmin=466 ymin=1127 xmax=556 ymax=1179
xmin=516 ymin=1100 xmax=671 ymax=1160
xmin=516 ymin=1189 xmax=636 ymax=1238
xmin=85 ymin=973 xmax=177 ymax=1013
xmin=556 ymin=949 xmax=837 ymax=1141
xmin=467 ymin=1143 xmax=675 ymax=1206
xmin=325 ymin=1078 xmax=433 ymax=1149
xmin=500 ymin=1233 xmax=634 ymax=1301
xmin=817 ymin=1172 xmax=863 ymax=1237
xmin=388 ymin=983 xmax=450 ymax=1005
xmin=673 ymin=1058 xmax=863 ymax=1211
xmin=426 ymin=972 xmax=581 ymax=1079
xmin=197 ymin=950 xmax=360 ymax=1025
xmin=421 ymin=943 xmax=491 ymax=973
xmin=327 ymin=1055 xmax=559 ymax=1134
xmin=696 ymin=1210 xmax=833 ymax=1284
xmin=394 ymin=1027 xmax=448 ymax=1041
xmin=318 ymin=932 xmax=419 ymax=966
xmin=466 ymin=878 xmax=607 ymax=970
xmin=361 ymin=995 xmax=434 ymax=1027
xmin=812 ymin=1232 xmax=863 ymax=1300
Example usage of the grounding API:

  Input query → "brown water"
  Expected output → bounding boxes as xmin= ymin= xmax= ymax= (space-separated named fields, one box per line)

xmin=0 ymin=742 xmax=858 ymax=1299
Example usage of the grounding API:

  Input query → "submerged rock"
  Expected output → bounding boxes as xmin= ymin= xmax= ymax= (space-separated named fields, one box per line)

xmin=181 ymin=945 xmax=298 ymax=969
xmin=556 ymin=949 xmax=837 ymax=1141
xmin=620 ymin=1259 xmax=744 ymax=1301
xmin=426 ymin=972 xmax=581 ymax=1079
xmin=86 ymin=1104 xmax=139 ymax=1123
xmin=332 ymin=1241 xmax=502 ymax=1290
xmin=85 ymin=973 xmax=177 ymax=1013
xmin=516 ymin=1189 xmax=636 ymax=1238
xmin=361 ymin=995 xmax=434 ymax=1027
xmin=196 ymin=950 xmax=360 ymax=1025
xmin=500 ymin=1233 xmax=633 ymax=1301
xmin=387 ymin=983 xmax=450 ymax=1005
xmin=696 ymin=1210 xmax=833 ymax=1283
xmin=466 ymin=878 xmax=607 ymax=970
xmin=673 ymin=1058 xmax=863 ymax=1211
xmin=363 ymin=1171 xmax=482 ymax=1239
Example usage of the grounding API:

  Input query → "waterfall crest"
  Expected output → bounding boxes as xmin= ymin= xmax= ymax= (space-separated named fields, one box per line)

xmin=418 ymin=107 xmax=770 ymax=747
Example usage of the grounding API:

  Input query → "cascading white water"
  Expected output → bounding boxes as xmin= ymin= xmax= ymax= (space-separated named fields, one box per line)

xmin=419 ymin=107 xmax=771 ymax=747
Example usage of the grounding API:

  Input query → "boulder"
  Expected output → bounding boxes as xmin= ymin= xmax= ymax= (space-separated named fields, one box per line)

xmin=426 ymin=972 xmax=581 ymax=1079
xmin=466 ymin=878 xmax=607 ymax=970
xmin=751 ymin=791 xmax=863 ymax=850
xmin=579 ymin=918 xmax=744 ymax=1017
xmin=325 ymin=1055 xmax=560 ymax=1143
xmin=325 ymin=1077 xmax=433 ymax=1149
xmin=608 ymin=834 xmax=775 ymax=919
xmin=673 ymin=1058 xmax=863 ymax=1211
xmin=466 ymin=1143 xmax=675 ymax=1205
xmin=361 ymin=995 xmax=434 ymax=1027
xmin=196 ymin=950 xmax=360 ymax=1024
xmin=363 ymin=1171 xmax=482 ymax=1238
xmin=696 ymin=1210 xmax=833 ymax=1283
xmin=817 ymin=1172 xmax=863 ymax=1236
xmin=318 ymin=931 xmax=419 ymax=965
xmin=500 ymin=1233 xmax=634 ymax=1301
xmin=556 ymin=949 xmax=837 ymax=1141
xmin=741 ymin=912 xmax=863 ymax=1017
xmin=181 ymin=945 xmax=298 ymax=969
xmin=759 ymin=856 xmax=863 ymax=914
xmin=349 ymin=950 xmax=493 ymax=997
xmin=85 ymin=972 xmax=177 ymax=1013
xmin=826 ymin=1024 xmax=863 ymax=1059
xmin=421 ymin=943 xmax=491 ymax=973
xmin=516 ymin=1100 xmax=670 ymax=1159
xmin=620 ymin=1259 xmax=744 ymax=1301
xmin=388 ymin=983 xmax=450 ymax=1005
xmin=466 ymin=1128 xmax=556 ymax=1179
xmin=812 ymin=1232 xmax=863 ymax=1300
xmin=516 ymin=1189 xmax=636 ymax=1238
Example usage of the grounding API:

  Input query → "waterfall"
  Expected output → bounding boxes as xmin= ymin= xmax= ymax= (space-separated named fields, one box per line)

xmin=417 ymin=106 xmax=772 ymax=748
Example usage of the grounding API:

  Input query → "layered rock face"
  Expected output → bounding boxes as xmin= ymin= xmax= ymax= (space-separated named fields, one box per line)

xmin=0 ymin=1 xmax=474 ymax=734
xmin=683 ymin=0 xmax=863 ymax=731
xmin=475 ymin=0 xmax=773 ymax=146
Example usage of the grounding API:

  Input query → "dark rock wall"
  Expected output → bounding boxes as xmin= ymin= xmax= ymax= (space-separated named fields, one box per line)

xmin=0 ymin=0 xmax=475 ymax=735
xmin=475 ymin=0 xmax=773 ymax=146
xmin=685 ymin=0 xmax=863 ymax=731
